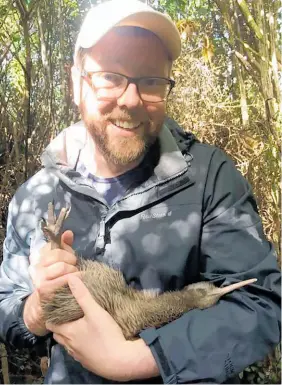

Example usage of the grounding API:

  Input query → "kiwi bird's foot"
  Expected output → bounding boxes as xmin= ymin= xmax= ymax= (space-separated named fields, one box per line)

xmin=41 ymin=201 xmax=71 ymax=248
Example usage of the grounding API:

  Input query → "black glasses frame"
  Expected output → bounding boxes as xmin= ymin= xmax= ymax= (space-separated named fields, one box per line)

xmin=81 ymin=70 xmax=175 ymax=102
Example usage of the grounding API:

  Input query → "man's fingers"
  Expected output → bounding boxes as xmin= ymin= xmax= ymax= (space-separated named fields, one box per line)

xmin=37 ymin=271 xmax=82 ymax=296
xmin=29 ymin=260 xmax=79 ymax=286
xmin=68 ymin=275 xmax=99 ymax=315
xmin=51 ymin=332 xmax=65 ymax=346
xmin=61 ymin=231 xmax=74 ymax=253
xmin=41 ymin=250 xmax=77 ymax=267
xmin=46 ymin=316 xmax=83 ymax=336
xmin=40 ymin=242 xmax=52 ymax=255
xmin=44 ymin=262 xmax=78 ymax=280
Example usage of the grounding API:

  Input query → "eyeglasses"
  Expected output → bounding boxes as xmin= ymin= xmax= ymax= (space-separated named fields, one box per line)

xmin=81 ymin=70 xmax=175 ymax=103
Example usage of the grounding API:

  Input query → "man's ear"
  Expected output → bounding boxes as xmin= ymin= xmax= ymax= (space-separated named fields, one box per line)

xmin=71 ymin=66 xmax=81 ymax=106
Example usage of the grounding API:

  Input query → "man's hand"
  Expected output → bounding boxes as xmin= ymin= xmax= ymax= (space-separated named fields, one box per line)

xmin=23 ymin=231 xmax=78 ymax=336
xmin=47 ymin=275 xmax=160 ymax=382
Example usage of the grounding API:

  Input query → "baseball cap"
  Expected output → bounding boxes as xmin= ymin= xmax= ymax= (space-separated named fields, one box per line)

xmin=74 ymin=0 xmax=181 ymax=62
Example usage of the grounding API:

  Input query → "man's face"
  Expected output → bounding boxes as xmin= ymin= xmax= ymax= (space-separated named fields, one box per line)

xmin=76 ymin=29 xmax=171 ymax=166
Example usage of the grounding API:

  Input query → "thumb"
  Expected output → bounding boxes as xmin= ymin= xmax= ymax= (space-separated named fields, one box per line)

xmin=68 ymin=275 xmax=100 ymax=315
xmin=60 ymin=230 xmax=74 ymax=254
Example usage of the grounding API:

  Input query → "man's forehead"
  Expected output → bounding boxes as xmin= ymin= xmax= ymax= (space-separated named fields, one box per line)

xmin=84 ymin=28 xmax=170 ymax=64
xmin=97 ymin=28 xmax=166 ymax=48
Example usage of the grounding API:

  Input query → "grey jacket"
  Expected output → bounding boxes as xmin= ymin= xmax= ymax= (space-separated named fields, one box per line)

xmin=0 ymin=117 xmax=280 ymax=384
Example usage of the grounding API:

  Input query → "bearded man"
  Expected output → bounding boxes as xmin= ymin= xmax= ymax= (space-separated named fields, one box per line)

xmin=0 ymin=0 xmax=280 ymax=384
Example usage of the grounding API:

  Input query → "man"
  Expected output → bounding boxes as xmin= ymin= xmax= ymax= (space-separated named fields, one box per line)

xmin=0 ymin=0 xmax=280 ymax=383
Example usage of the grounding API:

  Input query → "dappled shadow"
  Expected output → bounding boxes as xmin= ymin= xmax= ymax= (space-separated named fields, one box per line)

xmin=0 ymin=122 xmax=280 ymax=383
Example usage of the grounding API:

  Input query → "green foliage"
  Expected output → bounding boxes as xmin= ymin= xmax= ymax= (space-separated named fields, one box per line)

xmin=158 ymin=0 xmax=187 ymax=19
xmin=240 ymin=347 xmax=281 ymax=384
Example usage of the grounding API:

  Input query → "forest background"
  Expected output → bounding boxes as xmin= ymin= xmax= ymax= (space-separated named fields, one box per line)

xmin=0 ymin=0 xmax=281 ymax=383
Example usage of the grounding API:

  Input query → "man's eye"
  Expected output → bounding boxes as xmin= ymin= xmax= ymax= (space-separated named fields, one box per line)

xmin=144 ymin=78 xmax=159 ymax=86
xmin=101 ymin=73 xmax=122 ymax=85
xmin=91 ymin=73 xmax=123 ymax=88
xmin=103 ymin=74 xmax=116 ymax=81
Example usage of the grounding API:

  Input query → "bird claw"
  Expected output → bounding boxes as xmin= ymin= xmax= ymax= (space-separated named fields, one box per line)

xmin=41 ymin=202 xmax=71 ymax=248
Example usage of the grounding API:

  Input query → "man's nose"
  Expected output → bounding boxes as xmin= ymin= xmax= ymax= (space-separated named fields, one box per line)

xmin=117 ymin=83 xmax=142 ymax=109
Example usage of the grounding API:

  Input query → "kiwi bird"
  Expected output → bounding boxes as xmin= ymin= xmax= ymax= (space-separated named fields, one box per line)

xmin=41 ymin=202 xmax=257 ymax=340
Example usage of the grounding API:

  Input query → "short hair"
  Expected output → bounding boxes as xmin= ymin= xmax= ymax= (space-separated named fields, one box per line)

xmin=74 ymin=26 xmax=172 ymax=72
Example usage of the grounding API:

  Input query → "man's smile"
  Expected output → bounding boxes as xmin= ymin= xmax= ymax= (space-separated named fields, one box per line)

xmin=110 ymin=119 xmax=142 ymax=129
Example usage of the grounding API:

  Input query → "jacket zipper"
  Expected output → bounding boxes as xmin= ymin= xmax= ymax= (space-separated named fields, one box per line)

xmin=96 ymin=214 xmax=106 ymax=253
xmin=108 ymin=168 xmax=191 ymax=221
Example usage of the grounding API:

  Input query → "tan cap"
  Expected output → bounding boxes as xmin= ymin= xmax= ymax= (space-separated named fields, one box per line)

xmin=74 ymin=0 xmax=181 ymax=62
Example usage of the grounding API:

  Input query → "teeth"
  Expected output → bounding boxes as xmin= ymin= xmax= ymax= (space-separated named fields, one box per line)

xmin=112 ymin=120 xmax=141 ymax=129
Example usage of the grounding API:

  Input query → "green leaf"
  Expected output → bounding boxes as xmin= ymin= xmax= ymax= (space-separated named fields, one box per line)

xmin=247 ymin=373 xmax=255 ymax=382
xmin=258 ymin=371 xmax=265 ymax=379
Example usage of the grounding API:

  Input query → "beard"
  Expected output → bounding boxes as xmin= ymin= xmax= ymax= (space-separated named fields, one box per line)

xmin=80 ymin=103 xmax=161 ymax=166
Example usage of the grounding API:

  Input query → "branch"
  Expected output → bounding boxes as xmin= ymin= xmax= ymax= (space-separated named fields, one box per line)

xmin=234 ymin=50 xmax=261 ymax=85
xmin=216 ymin=0 xmax=281 ymax=66
xmin=213 ymin=0 xmax=233 ymax=32
xmin=11 ymin=43 xmax=27 ymax=75
xmin=236 ymin=0 xmax=263 ymax=40
xmin=14 ymin=0 xmax=27 ymax=19
xmin=1 ymin=27 xmax=27 ymax=75
xmin=234 ymin=34 xmax=282 ymax=70
xmin=19 ymin=0 xmax=28 ymax=14
xmin=235 ymin=36 xmax=260 ymax=59
xmin=0 ymin=343 xmax=10 ymax=384
xmin=0 ymin=6 xmax=13 ymax=32
xmin=234 ymin=51 xmax=252 ymax=72
xmin=37 ymin=7 xmax=49 ymax=74
xmin=28 ymin=0 xmax=41 ymax=19
xmin=0 ymin=42 xmax=12 ymax=67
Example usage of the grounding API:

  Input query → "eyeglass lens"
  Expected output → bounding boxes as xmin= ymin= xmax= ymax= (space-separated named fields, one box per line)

xmin=90 ymin=72 xmax=171 ymax=102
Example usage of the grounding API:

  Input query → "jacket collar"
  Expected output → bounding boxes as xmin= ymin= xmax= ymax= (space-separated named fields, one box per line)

xmin=41 ymin=118 xmax=190 ymax=184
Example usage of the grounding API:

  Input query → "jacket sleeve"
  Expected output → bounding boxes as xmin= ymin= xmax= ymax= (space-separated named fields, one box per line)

xmin=0 ymin=187 xmax=49 ymax=348
xmin=140 ymin=148 xmax=281 ymax=384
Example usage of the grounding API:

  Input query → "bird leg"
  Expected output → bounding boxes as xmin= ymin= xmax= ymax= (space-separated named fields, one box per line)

xmin=41 ymin=201 xmax=70 ymax=249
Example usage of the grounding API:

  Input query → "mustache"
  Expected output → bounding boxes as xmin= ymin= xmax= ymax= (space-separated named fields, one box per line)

xmin=103 ymin=110 xmax=149 ymax=122
xmin=79 ymin=102 xmax=150 ymax=123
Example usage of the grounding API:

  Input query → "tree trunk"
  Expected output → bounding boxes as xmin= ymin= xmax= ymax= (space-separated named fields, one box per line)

xmin=214 ymin=0 xmax=249 ymax=125
xmin=254 ymin=0 xmax=276 ymax=124
xmin=233 ymin=0 xmax=249 ymax=126
xmin=15 ymin=0 xmax=32 ymax=179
